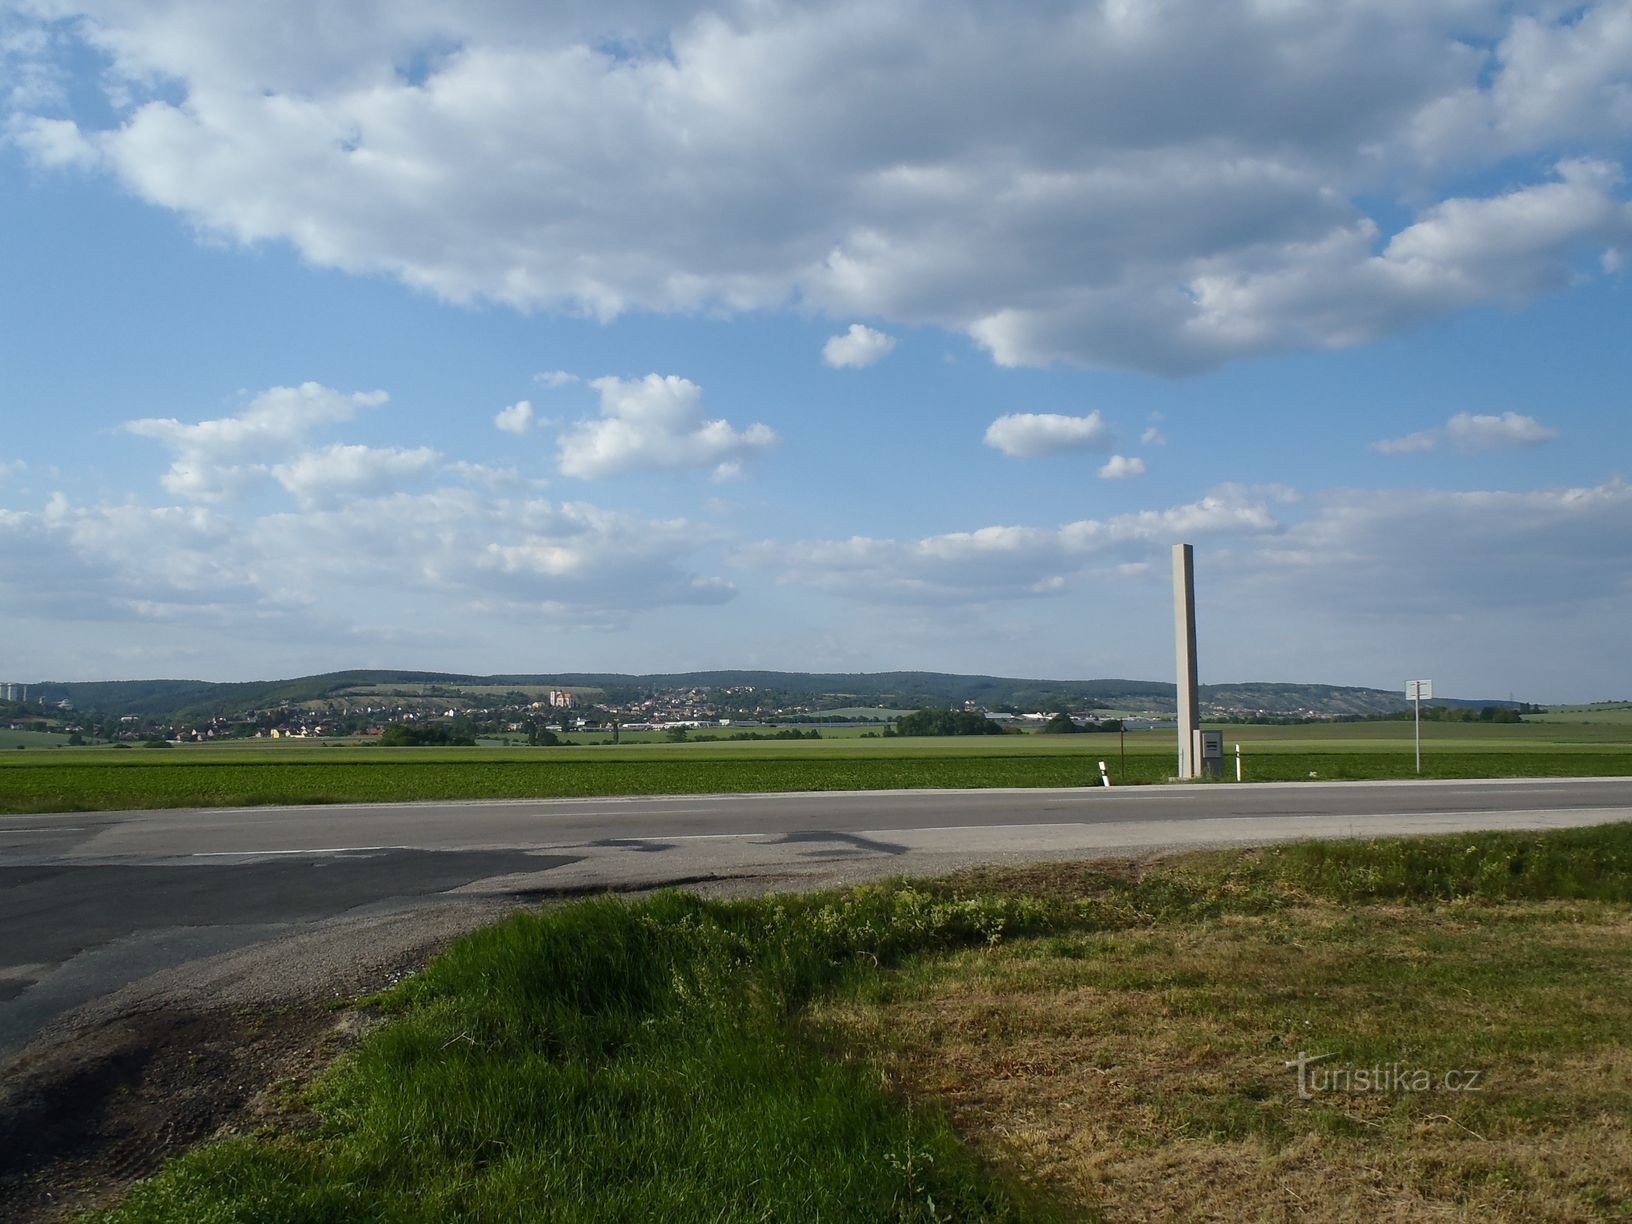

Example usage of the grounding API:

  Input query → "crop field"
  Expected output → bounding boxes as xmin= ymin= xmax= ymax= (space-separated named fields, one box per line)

xmin=1 ymin=718 xmax=1629 ymax=814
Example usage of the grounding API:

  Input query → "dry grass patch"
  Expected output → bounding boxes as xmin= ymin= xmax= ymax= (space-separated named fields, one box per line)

xmin=820 ymin=902 xmax=1632 ymax=1221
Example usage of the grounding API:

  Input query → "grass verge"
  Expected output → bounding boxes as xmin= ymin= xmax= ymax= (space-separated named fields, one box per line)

xmin=93 ymin=824 xmax=1632 ymax=1221
xmin=824 ymin=828 xmax=1632 ymax=1220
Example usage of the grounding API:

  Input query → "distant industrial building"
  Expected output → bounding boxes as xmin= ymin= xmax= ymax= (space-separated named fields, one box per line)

xmin=1 ymin=682 xmax=28 ymax=703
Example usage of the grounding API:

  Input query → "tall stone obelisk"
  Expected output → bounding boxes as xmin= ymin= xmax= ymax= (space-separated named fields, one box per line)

xmin=1172 ymin=543 xmax=1200 ymax=780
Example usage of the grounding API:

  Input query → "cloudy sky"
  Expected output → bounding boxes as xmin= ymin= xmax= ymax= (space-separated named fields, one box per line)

xmin=2 ymin=1 xmax=1630 ymax=699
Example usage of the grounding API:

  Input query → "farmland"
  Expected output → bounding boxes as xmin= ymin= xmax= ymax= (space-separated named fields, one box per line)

xmin=1 ymin=717 xmax=1629 ymax=815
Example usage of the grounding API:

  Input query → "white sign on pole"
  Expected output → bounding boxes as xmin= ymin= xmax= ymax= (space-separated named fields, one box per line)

xmin=1406 ymin=679 xmax=1433 ymax=773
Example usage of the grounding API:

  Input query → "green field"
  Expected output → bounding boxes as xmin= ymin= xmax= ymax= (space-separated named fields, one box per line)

xmin=1 ymin=719 xmax=1629 ymax=814
xmin=0 ymin=728 xmax=73 ymax=750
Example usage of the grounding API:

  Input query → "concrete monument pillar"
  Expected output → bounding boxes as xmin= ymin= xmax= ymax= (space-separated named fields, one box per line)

xmin=1173 ymin=543 xmax=1200 ymax=780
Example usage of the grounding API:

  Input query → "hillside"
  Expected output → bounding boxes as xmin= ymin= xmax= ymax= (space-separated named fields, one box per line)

xmin=20 ymin=670 xmax=1519 ymax=723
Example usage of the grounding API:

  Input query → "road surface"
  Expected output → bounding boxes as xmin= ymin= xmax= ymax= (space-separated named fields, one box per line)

xmin=3 ymin=776 xmax=1629 ymax=1058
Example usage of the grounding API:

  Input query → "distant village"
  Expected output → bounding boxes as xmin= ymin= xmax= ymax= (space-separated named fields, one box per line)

xmin=1 ymin=674 xmax=1464 ymax=748
xmin=0 ymin=680 xmax=1170 ymax=745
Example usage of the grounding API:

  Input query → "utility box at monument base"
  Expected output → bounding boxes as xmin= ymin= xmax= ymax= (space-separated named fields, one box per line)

xmin=1193 ymin=730 xmax=1224 ymax=779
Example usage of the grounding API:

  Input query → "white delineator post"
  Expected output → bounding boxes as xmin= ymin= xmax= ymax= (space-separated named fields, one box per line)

xmin=1099 ymin=760 xmax=1111 ymax=787
xmin=1173 ymin=543 xmax=1200 ymax=780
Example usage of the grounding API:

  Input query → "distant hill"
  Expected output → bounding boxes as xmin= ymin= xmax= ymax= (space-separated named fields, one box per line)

xmin=25 ymin=669 xmax=1523 ymax=722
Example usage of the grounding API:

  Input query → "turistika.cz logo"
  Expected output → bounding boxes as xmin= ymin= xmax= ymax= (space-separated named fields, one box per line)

xmin=1283 ymin=1052 xmax=1484 ymax=1100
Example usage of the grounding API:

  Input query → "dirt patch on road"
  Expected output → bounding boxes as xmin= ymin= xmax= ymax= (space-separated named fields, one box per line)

xmin=0 ymin=1003 xmax=378 ymax=1220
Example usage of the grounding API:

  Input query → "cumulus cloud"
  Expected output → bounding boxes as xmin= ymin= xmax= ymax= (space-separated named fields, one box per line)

xmin=0 ymin=484 xmax=736 ymax=634
xmin=558 ymin=374 xmax=776 ymax=480
xmin=822 ymin=323 xmax=896 ymax=369
xmin=271 ymin=444 xmax=439 ymax=507
xmin=747 ymin=488 xmax=1279 ymax=603
xmin=1140 ymin=426 xmax=1167 ymax=447
xmin=1235 ymin=479 xmax=1632 ymax=615
xmin=1371 ymin=429 xmax=1441 ymax=456
xmin=124 ymin=382 xmax=388 ymax=500
xmin=1444 ymin=411 xmax=1560 ymax=452
xmin=1099 ymin=455 xmax=1146 ymax=480
xmin=984 ymin=411 xmax=1113 ymax=458
xmin=11 ymin=3 xmax=1632 ymax=373
xmin=494 ymin=400 xmax=534 ymax=434
xmin=0 ymin=492 xmax=253 ymax=622
xmin=7 ymin=113 xmax=99 ymax=168
xmin=1373 ymin=411 xmax=1558 ymax=455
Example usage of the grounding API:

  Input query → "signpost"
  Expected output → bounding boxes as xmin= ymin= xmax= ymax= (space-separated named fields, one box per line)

xmin=1406 ymin=679 xmax=1433 ymax=774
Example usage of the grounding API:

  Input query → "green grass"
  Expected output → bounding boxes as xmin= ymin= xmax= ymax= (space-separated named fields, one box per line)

xmin=1 ymin=724 xmax=1628 ymax=814
xmin=92 ymin=824 xmax=1632 ymax=1222
xmin=0 ymin=728 xmax=73 ymax=749
xmin=95 ymin=889 xmax=1064 ymax=1222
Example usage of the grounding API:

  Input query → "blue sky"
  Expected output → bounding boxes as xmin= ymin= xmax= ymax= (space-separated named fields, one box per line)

xmin=2 ymin=1 xmax=1630 ymax=700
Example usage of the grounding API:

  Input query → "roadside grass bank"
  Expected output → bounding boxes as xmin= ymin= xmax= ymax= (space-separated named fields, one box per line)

xmin=95 ymin=823 xmax=1632 ymax=1221
xmin=823 ymin=827 xmax=1632 ymax=1220
xmin=3 ymin=746 xmax=1630 ymax=813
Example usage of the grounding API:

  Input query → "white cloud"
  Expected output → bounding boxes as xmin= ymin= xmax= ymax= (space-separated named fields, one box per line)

xmin=1099 ymin=455 xmax=1146 ymax=480
xmin=1373 ymin=410 xmax=1558 ymax=454
xmin=7 ymin=113 xmax=99 ymax=168
xmin=494 ymin=400 xmax=534 ymax=434
xmin=124 ymin=382 xmax=388 ymax=500
xmin=558 ymin=374 xmax=776 ymax=480
xmin=271 ymin=444 xmax=439 ymax=507
xmin=13 ymin=3 xmax=1632 ymax=373
xmin=983 ymin=411 xmax=1113 ymax=459
xmin=822 ymin=323 xmax=897 ymax=369
xmin=1408 ymin=3 xmax=1632 ymax=164
xmin=1444 ymin=411 xmax=1559 ymax=452
xmin=1140 ymin=426 xmax=1167 ymax=447
xmin=0 ymin=492 xmax=253 ymax=622
xmin=0 ymin=484 xmax=737 ymax=634
xmin=535 ymin=370 xmax=579 ymax=388
xmin=447 ymin=460 xmax=531 ymax=489
xmin=1234 ymin=478 xmax=1632 ymax=615
xmin=748 ymin=488 xmax=1279 ymax=603
xmin=1371 ymin=429 xmax=1441 ymax=456
xmin=0 ymin=458 xmax=24 ymax=486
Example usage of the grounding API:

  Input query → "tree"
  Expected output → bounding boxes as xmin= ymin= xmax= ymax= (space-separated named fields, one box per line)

xmin=1043 ymin=713 xmax=1083 ymax=734
xmin=894 ymin=708 xmax=1005 ymax=737
xmin=379 ymin=721 xmax=474 ymax=746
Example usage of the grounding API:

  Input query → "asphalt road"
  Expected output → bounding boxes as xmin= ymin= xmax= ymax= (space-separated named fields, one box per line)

xmin=4 ymin=776 xmax=1630 ymax=1058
